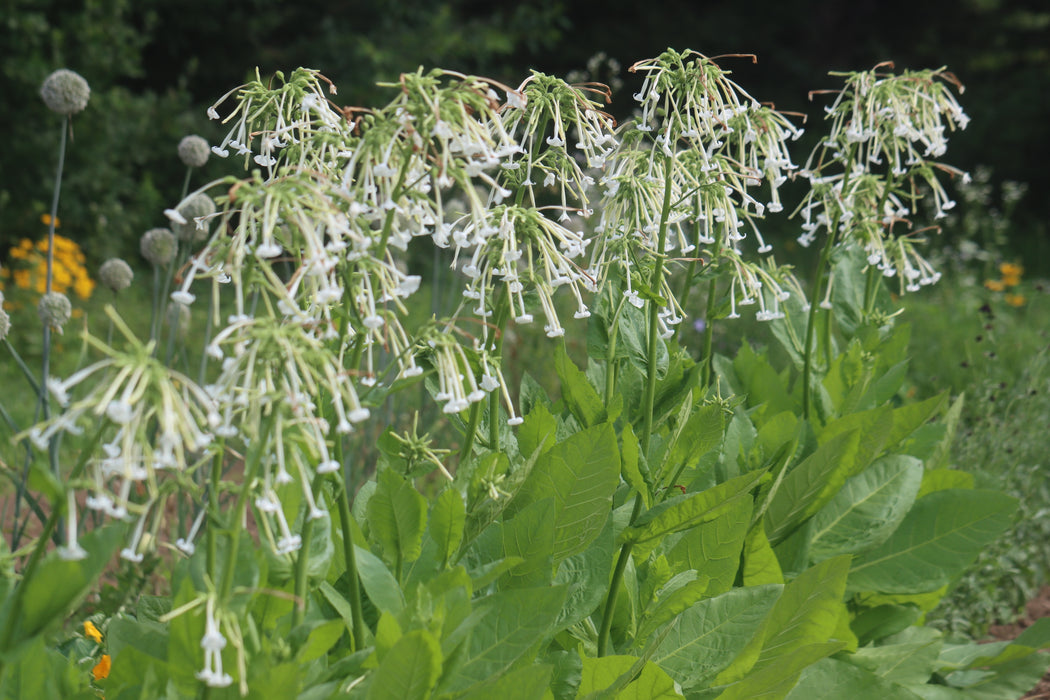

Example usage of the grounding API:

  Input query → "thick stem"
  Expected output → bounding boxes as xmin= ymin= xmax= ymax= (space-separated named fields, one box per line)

xmin=701 ymin=277 xmax=718 ymax=388
xmin=458 ymin=401 xmax=482 ymax=464
xmin=291 ymin=475 xmax=323 ymax=627
xmin=599 ymin=154 xmax=675 ymax=658
xmin=801 ymin=234 xmax=836 ymax=421
xmin=334 ymin=475 xmax=367 ymax=650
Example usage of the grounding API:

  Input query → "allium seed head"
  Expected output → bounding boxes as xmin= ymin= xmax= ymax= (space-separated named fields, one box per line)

xmin=99 ymin=258 xmax=134 ymax=292
xmin=140 ymin=227 xmax=177 ymax=266
xmin=178 ymin=135 xmax=210 ymax=168
xmin=40 ymin=69 xmax=90 ymax=115
xmin=171 ymin=193 xmax=217 ymax=243
xmin=38 ymin=292 xmax=72 ymax=333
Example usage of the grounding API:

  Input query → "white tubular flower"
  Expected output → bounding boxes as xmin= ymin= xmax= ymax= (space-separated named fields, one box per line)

xmin=196 ymin=597 xmax=233 ymax=688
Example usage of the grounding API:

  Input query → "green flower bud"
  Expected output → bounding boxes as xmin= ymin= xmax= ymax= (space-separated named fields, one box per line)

xmin=171 ymin=193 xmax=216 ymax=243
xmin=40 ymin=69 xmax=90 ymax=116
xmin=178 ymin=135 xmax=210 ymax=168
xmin=99 ymin=258 xmax=134 ymax=292
xmin=140 ymin=227 xmax=177 ymax=266
xmin=38 ymin=291 xmax=72 ymax=334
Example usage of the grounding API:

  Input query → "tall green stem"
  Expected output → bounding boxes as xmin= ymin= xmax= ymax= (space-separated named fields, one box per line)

xmin=292 ymin=474 xmax=324 ymax=627
xmin=333 ymin=468 xmax=366 ymax=650
xmin=598 ymin=154 xmax=675 ymax=657
xmin=801 ymin=232 xmax=837 ymax=422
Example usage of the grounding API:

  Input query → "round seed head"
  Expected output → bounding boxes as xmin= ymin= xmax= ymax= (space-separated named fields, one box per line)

xmin=40 ymin=69 xmax=90 ymax=116
xmin=99 ymin=258 xmax=134 ymax=292
xmin=178 ymin=135 xmax=210 ymax=168
xmin=38 ymin=292 xmax=72 ymax=333
xmin=171 ymin=193 xmax=216 ymax=243
xmin=140 ymin=227 xmax=177 ymax=266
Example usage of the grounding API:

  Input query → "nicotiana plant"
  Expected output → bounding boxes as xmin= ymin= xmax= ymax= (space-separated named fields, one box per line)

xmin=2 ymin=52 xmax=1047 ymax=699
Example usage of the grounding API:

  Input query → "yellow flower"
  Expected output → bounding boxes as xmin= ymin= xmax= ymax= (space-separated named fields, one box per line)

xmin=984 ymin=279 xmax=1005 ymax=292
xmin=84 ymin=620 xmax=103 ymax=643
xmin=1005 ymin=293 xmax=1026 ymax=307
xmin=40 ymin=213 xmax=60 ymax=228
xmin=1000 ymin=262 xmax=1024 ymax=278
xmin=92 ymin=654 xmax=111 ymax=681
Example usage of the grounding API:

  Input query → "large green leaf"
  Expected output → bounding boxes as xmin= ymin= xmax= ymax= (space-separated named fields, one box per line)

xmin=368 ymin=469 xmax=428 ymax=569
xmin=715 ymin=556 xmax=852 ymax=696
xmin=817 ymin=405 xmax=893 ymax=476
xmin=785 ymin=657 xmax=924 ymax=700
xmin=847 ymin=489 xmax=1018 ymax=594
xmin=665 ymin=496 xmax=751 ymax=597
xmin=355 ymin=545 xmax=405 ymax=614
xmin=456 ymin=664 xmax=553 ymax=700
xmin=555 ymin=342 xmax=606 ymax=428
xmin=508 ymin=422 xmax=620 ymax=563
xmin=808 ymin=455 xmax=923 ymax=563
xmin=623 ymin=469 xmax=767 ymax=560
xmin=500 ymin=498 xmax=556 ymax=588
xmin=554 ymin=520 xmax=614 ymax=631
xmin=429 ymin=488 xmax=466 ymax=567
xmin=577 ymin=655 xmax=684 ymax=699
xmin=11 ymin=522 xmax=125 ymax=647
xmin=849 ymin=626 xmax=943 ymax=686
xmin=765 ymin=430 xmax=861 ymax=544
xmin=366 ymin=629 xmax=442 ymax=700
xmin=649 ymin=584 xmax=782 ymax=690
xmin=442 ymin=586 xmax=568 ymax=693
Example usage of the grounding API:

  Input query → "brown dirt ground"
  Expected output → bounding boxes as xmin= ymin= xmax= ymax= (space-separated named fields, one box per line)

xmin=987 ymin=585 xmax=1050 ymax=699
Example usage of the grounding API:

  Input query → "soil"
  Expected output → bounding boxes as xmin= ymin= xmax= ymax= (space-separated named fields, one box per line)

xmin=988 ymin=585 xmax=1050 ymax=699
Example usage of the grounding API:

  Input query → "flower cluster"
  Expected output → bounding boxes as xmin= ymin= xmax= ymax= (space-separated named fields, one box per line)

xmin=1 ymin=234 xmax=95 ymax=299
xmin=797 ymin=65 xmax=969 ymax=294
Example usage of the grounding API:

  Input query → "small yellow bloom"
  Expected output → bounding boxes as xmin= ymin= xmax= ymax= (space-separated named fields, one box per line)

xmin=92 ymin=654 xmax=111 ymax=681
xmin=40 ymin=213 xmax=60 ymax=228
xmin=1002 ymin=274 xmax=1021 ymax=287
xmin=1000 ymin=262 xmax=1024 ymax=278
xmin=84 ymin=620 xmax=103 ymax=643
xmin=1005 ymin=293 xmax=1026 ymax=307
xmin=984 ymin=279 xmax=1005 ymax=292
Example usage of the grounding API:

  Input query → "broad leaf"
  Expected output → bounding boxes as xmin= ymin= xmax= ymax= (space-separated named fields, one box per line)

xmin=716 ymin=556 xmax=852 ymax=693
xmin=847 ymin=489 xmax=1018 ymax=594
xmin=624 ymin=470 xmax=767 ymax=560
xmin=500 ymin=498 xmax=556 ymax=588
xmin=577 ymin=655 xmax=684 ymax=699
xmin=808 ymin=455 xmax=923 ymax=563
xmin=765 ymin=430 xmax=861 ymax=544
xmin=367 ymin=629 xmax=442 ymax=700
xmin=555 ymin=342 xmax=606 ymax=428
xmin=368 ymin=469 xmax=428 ymax=570
xmin=665 ymin=496 xmax=751 ymax=597
xmin=649 ymin=584 xmax=782 ymax=690
xmin=429 ymin=488 xmax=466 ymax=567
xmin=509 ymin=422 xmax=620 ymax=563
xmin=785 ymin=657 xmax=924 ymax=700
xmin=442 ymin=586 xmax=568 ymax=693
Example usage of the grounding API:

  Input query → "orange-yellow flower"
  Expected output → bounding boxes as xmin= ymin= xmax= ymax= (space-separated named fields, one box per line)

xmin=1005 ymin=293 xmax=1026 ymax=307
xmin=40 ymin=213 xmax=60 ymax=228
xmin=84 ymin=620 xmax=103 ymax=643
xmin=984 ymin=279 xmax=1005 ymax=292
xmin=1000 ymin=262 xmax=1023 ymax=278
xmin=92 ymin=654 xmax=111 ymax=681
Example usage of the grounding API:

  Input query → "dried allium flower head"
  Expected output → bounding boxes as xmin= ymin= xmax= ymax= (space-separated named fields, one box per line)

xmin=171 ymin=193 xmax=217 ymax=243
xmin=40 ymin=69 xmax=90 ymax=116
xmin=38 ymin=291 xmax=72 ymax=333
xmin=178 ymin=135 xmax=210 ymax=168
xmin=99 ymin=258 xmax=134 ymax=292
xmin=140 ymin=227 xmax=177 ymax=266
